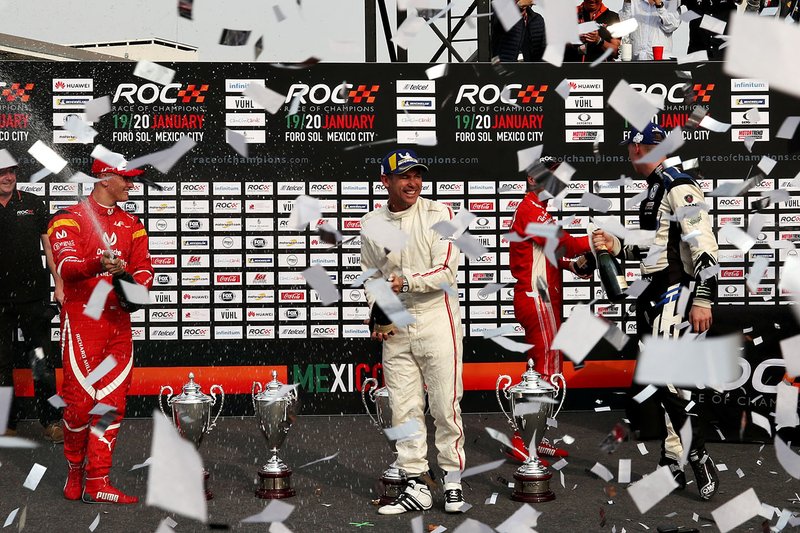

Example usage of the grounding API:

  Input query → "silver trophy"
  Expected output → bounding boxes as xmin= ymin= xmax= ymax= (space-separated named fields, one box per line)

xmin=159 ymin=372 xmax=224 ymax=500
xmin=252 ymin=370 xmax=299 ymax=499
xmin=362 ymin=377 xmax=408 ymax=504
xmin=496 ymin=359 xmax=565 ymax=502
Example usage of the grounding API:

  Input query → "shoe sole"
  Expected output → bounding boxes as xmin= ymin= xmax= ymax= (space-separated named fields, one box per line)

xmin=82 ymin=495 xmax=138 ymax=505
xmin=378 ymin=505 xmax=432 ymax=515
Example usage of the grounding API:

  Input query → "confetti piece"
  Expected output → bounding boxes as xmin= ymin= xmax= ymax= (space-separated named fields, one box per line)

xmin=627 ymin=466 xmax=678 ymax=513
xmin=22 ymin=463 xmax=47 ymax=491
xmin=711 ymin=488 xmax=761 ymax=533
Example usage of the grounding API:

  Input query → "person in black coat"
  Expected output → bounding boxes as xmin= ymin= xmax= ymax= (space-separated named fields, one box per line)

xmin=491 ymin=0 xmax=546 ymax=62
xmin=681 ymin=0 xmax=738 ymax=59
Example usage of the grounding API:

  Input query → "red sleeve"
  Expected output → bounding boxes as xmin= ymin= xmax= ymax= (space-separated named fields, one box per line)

xmin=128 ymin=219 xmax=153 ymax=289
xmin=47 ymin=211 xmax=102 ymax=282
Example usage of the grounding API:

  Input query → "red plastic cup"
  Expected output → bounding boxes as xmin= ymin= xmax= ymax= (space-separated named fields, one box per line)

xmin=652 ymin=45 xmax=664 ymax=60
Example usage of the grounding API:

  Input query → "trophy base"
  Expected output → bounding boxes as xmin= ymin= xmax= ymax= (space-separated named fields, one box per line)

xmin=204 ymin=470 xmax=213 ymax=501
xmin=256 ymin=469 xmax=296 ymax=499
xmin=378 ymin=475 xmax=407 ymax=505
xmin=511 ymin=469 xmax=555 ymax=503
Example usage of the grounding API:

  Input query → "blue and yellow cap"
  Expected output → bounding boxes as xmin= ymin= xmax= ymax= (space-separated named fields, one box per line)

xmin=380 ymin=149 xmax=429 ymax=176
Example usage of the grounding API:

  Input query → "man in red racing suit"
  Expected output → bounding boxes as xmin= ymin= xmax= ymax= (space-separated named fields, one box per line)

xmin=48 ymin=159 xmax=153 ymax=504
xmin=508 ymin=177 xmax=593 ymax=462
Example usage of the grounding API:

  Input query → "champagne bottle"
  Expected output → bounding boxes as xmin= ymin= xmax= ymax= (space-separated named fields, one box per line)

xmin=595 ymin=242 xmax=628 ymax=302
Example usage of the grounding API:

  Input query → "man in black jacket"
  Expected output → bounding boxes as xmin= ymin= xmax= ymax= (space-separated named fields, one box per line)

xmin=491 ymin=0 xmax=546 ymax=62
xmin=681 ymin=0 xmax=738 ymax=59
xmin=0 ymin=150 xmax=63 ymax=442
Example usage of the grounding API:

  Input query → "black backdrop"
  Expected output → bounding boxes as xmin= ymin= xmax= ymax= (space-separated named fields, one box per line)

xmin=2 ymin=61 xmax=799 ymax=426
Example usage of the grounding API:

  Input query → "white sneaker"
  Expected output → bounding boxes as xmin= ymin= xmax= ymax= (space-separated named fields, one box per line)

xmin=443 ymin=482 xmax=466 ymax=513
xmin=377 ymin=480 xmax=432 ymax=515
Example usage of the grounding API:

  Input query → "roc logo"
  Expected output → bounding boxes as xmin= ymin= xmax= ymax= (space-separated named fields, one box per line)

xmin=693 ymin=83 xmax=714 ymax=103
xmin=176 ymin=84 xmax=209 ymax=103
xmin=2 ymin=83 xmax=34 ymax=102
xmin=517 ymin=85 xmax=548 ymax=104
xmin=347 ymin=84 xmax=379 ymax=104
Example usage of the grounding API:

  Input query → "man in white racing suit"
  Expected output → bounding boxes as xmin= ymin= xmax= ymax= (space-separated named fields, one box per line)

xmin=360 ymin=149 xmax=466 ymax=515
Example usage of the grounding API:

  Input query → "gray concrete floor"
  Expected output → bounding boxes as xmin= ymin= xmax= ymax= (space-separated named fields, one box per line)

xmin=0 ymin=412 xmax=796 ymax=532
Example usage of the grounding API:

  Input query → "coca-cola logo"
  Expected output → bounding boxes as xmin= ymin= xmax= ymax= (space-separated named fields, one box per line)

xmin=343 ymin=220 xmax=361 ymax=229
xmin=470 ymin=201 xmax=493 ymax=211
xmin=216 ymin=274 xmax=240 ymax=283
xmin=281 ymin=292 xmax=304 ymax=301
xmin=151 ymin=256 xmax=176 ymax=266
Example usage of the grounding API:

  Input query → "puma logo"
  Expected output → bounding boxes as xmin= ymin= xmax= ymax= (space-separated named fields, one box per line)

xmin=95 ymin=491 xmax=119 ymax=502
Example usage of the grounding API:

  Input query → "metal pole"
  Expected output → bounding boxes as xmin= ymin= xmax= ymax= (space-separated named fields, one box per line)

xmin=365 ymin=0 xmax=377 ymax=62
xmin=376 ymin=0 xmax=398 ymax=62
xmin=430 ymin=0 xmax=479 ymax=62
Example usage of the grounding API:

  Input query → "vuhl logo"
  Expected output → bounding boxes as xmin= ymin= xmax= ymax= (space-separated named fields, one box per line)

xmin=285 ymin=83 xmax=380 ymax=104
xmin=2 ymin=83 xmax=34 ymax=102
xmin=293 ymin=362 xmax=383 ymax=393
xmin=455 ymin=84 xmax=548 ymax=105
xmin=113 ymin=83 xmax=209 ymax=104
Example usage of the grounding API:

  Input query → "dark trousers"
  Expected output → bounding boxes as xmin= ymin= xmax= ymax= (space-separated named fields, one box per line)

xmin=0 ymin=299 xmax=61 ymax=429
xmin=637 ymin=275 xmax=710 ymax=456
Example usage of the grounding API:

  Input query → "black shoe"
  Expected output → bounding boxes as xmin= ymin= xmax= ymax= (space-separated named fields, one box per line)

xmin=689 ymin=449 xmax=718 ymax=500
xmin=658 ymin=455 xmax=686 ymax=490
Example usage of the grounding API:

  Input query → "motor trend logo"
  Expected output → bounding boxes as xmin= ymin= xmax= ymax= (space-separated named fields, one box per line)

xmin=692 ymin=83 xmax=714 ymax=103
xmin=2 ymin=83 xmax=34 ymax=102
xmin=284 ymin=83 xmax=379 ymax=104
xmin=112 ymin=83 xmax=209 ymax=104
xmin=455 ymin=84 xmax=547 ymax=105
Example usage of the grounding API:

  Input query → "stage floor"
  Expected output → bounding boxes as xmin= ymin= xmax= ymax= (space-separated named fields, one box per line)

xmin=0 ymin=412 xmax=793 ymax=532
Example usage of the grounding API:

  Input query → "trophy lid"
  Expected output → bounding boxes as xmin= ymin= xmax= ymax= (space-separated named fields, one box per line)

xmin=255 ymin=370 xmax=294 ymax=402
xmin=507 ymin=359 xmax=556 ymax=394
xmin=171 ymin=372 xmax=214 ymax=404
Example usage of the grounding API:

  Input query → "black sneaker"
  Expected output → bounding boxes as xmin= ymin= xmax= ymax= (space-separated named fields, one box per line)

xmin=689 ymin=449 xmax=718 ymax=500
xmin=658 ymin=455 xmax=686 ymax=490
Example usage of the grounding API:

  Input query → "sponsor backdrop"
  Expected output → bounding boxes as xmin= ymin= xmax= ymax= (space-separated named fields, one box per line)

xmin=3 ymin=61 xmax=799 ymax=423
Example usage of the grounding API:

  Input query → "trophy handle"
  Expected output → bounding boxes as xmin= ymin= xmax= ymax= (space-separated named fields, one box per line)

xmin=549 ymin=373 xmax=567 ymax=419
xmin=495 ymin=375 xmax=517 ymax=431
xmin=361 ymin=377 xmax=380 ymax=427
xmin=252 ymin=381 xmax=263 ymax=412
xmin=209 ymin=385 xmax=225 ymax=430
xmin=158 ymin=386 xmax=174 ymax=420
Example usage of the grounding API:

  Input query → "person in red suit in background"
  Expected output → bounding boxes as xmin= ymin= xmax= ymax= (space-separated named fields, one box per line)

xmin=48 ymin=158 xmax=153 ymax=504
xmin=508 ymin=160 xmax=594 ymax=463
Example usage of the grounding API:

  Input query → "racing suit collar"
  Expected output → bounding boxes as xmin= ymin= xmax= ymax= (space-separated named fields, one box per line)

xmin=647 ymin=163 xmax=667 ymax=185
xmin=384 ymin=198 xmax=420 ymax=219
xmin=87 ymin=195 xmax=117 ymax=217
